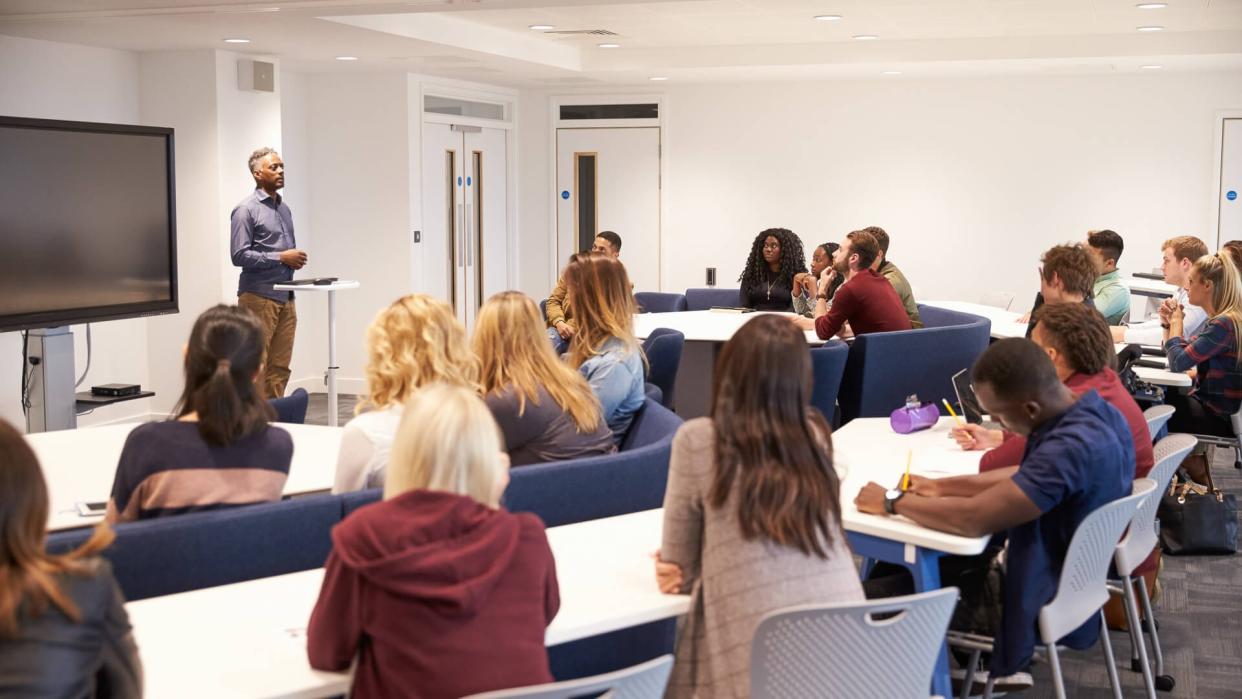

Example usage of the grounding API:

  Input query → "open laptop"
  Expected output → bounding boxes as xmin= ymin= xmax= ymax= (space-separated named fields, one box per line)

xmin=952 ymin=368 xmax=984 ymax=425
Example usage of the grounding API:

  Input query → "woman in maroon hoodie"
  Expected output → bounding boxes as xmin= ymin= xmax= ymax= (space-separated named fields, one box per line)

xmin=307 ymin=383 xmax=560 ymax=699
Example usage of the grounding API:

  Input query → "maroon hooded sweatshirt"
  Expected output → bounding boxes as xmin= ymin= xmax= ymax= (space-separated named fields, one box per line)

xmin=307 ymin=489 xmax=560 ymax=699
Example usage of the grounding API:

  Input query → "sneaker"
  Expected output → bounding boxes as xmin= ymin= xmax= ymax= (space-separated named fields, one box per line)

xmin=950 ymin=668 xmax=1034 ymax=696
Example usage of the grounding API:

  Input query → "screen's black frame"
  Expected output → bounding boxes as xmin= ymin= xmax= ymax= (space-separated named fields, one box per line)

xmin=0 ymin=115 xmax=178 ymax=333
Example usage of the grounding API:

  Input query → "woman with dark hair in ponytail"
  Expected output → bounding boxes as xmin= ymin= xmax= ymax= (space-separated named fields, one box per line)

xmin=105 ymin=305 xmax=293 ymax=523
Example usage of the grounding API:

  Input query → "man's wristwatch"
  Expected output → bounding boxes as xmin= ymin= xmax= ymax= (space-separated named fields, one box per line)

xmin=883 ymin=488 xmax=906 ymax=515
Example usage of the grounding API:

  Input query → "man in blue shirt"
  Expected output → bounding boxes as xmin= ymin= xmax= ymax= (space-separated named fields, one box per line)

xmin=230 ymin=147 xmax=307 ymax=399
xmin=856 ymin=338 xmax=1133 ymax=687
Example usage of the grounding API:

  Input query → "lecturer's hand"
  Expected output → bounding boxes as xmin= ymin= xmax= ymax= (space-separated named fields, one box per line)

xmin=653 ymin=551 xmax=684 ymax=594
xmin=280 ymin=249 xmax=308 ymax=270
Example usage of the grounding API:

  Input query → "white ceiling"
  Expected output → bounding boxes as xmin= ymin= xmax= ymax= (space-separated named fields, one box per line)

xmin=2 ymin=0 xmax=1241 ymax=85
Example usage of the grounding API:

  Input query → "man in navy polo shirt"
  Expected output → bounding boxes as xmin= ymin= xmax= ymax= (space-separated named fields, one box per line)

xmin=856 ymin=338 xmax=1133 ymax=687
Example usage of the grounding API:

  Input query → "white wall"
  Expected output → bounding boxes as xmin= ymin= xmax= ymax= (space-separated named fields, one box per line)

xmin=516 ymin=89 xmax=553 ymax=297
xmin=517 ymin=72 xmax=1242 ymax=308
xmin=0 ymin=35 xmax=151 ymax=429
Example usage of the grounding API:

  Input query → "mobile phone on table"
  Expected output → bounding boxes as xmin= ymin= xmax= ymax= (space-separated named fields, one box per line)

xmin=76 ymin=501 xmax=107 ymax=517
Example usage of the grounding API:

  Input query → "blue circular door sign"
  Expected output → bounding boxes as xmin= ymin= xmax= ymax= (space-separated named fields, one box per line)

xmin=466 ymin=176 xmax=472 ymax=186
xmin=1229 ymin=190 xmax=1238 ymax=201
xmin=561 ymin=190 xmax=570 ymax=200
xmin=457 ymin=176 xmax=462 ymax=186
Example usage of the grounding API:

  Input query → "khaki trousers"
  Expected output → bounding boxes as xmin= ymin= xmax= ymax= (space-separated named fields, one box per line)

xmin=238 ymin=292 xmax=296 ymax=399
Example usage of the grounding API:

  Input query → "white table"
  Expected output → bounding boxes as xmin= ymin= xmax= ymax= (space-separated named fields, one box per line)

xmin=924 ymin=301 xmax=1191 ymax=388
xmin=1123 ymin=275 xmax=1178 ymax=299
xmin=633 ymin=310 xmax=822 ymax=419
xmin=28 ymin=422 xmax=343 ymax=531
xmin=125 ymin=508 xmax=687 ymax=699
xmin=273 ymin=281 xmax=361 ymax=427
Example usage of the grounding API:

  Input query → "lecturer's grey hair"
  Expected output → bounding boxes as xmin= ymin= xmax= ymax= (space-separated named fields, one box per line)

xmin=247 ymin=147 xmax=278 ymax=175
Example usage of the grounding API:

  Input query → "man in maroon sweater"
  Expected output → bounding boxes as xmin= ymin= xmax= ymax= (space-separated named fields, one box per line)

xmin=792 ymin=229 xmax=913 ymax=340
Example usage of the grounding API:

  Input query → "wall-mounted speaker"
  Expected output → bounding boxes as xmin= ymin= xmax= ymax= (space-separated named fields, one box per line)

xmin=237 ymin=59 xmax=275 ymax=93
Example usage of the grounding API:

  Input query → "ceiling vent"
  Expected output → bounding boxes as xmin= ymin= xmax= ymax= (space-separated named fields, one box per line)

xmin=543 ymin=29 xmax=618 ymax=37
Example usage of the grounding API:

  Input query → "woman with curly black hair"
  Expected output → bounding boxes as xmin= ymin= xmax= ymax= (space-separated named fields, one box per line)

xmin=737 ymin=228 xmax=807 ymax=312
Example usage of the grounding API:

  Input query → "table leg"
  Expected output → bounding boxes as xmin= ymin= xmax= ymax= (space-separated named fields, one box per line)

xmin=327 ymin=289 xmax=339 ymax=428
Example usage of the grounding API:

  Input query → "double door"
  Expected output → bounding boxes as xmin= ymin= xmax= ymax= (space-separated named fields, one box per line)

xmin=422 ymin=123 xmax=507 ymax=328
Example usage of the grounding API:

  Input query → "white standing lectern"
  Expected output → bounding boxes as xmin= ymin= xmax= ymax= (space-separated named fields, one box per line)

xmin=273 ymin=280 xmax=360 ymax=427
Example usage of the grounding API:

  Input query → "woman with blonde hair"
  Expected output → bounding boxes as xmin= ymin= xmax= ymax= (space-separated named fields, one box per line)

xmin=475 ymin=291 xmax=615 ymax=465
xmin=332 ymin=294 xmax=479 ymax=493
xmin=0 ymin=418 xmax=142 ymax=696
xmin=563 ymin=253 xmax=646 ymax=441
xmin=1163 ymin=251 xmax=1242 ymax=482
xmin=308 ymin=384 xmax=559 ymax=699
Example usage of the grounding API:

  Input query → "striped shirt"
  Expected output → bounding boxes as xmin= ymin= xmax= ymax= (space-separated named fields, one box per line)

xmin=1165 ymin=316 xmax=1242 ymax=417
xmin=107 ymin=421 xmax=293 ymax=523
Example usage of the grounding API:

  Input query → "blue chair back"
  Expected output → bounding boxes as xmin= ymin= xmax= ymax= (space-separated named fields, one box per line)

xmin=634 ymin=292 xmax=688 ymax=313
xmin=641 ymin=328 xmax=684 ymax=409
xmin=837 ymin=306 xmax=990 ymax=423
xmin=341 ymin=488 xmax=383 ymax=518
xmin=540 ymin=298 xmax=548 ymax=319
xmin=809 ymin=341 xmax=849 ymax=425
xmin=504 ymin=399 xmax=682 ymax=527
xmin=269 ymin=387 xmax=310 ymax=424
xmin=684 ymin=288 xmax=741 ymax=311
xmin=48 ymin=495 xmax=342 ymax=601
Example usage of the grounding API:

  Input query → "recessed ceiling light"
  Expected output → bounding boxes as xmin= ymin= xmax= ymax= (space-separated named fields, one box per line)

xmin=1136 ymin=3 xmax=1167 ymax=8
xmin=649 ymin=76 xmax=669 ymax=81
xmin=1136 ymin=25 xmax=1164 ymax=32
xmin=223 ymin=38 xmax=251 ymax=44
xmin=1140 ymin=64 xmax=1164 ymax=69
xmin=852 ymin=34 xmax=879 ymax=41
xmin=813 ymin=15 xmax=842 ymax=21
xmin=335 ymin=56 xmax=359 ymax=61
xmin=528 ymin=24 xmax=554 ymax=30
xmin=597 ymin=43 xmax=620 ymax=49
xmin=881 ymin=70 xmax=902 ymax=75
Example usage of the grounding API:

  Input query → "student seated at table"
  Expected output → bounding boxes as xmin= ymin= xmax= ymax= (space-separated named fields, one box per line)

xmin=563 ymin=253 xmax=646 ymax=442
xmin=737 ymin=228 xmax=807 ymax=312
xmin=106 ymin=305 xmax=292 ymax=523
xmin=475 ymin=290 xmax=615 ymax=466
xmin=1162 ymin=251 xmax=1242 ymax=484
xmin=856 ymin=338 xmax=1133 ymax=691
xmin=545 ymin=230 xmax=623 ymax=354
xmin=1111 ymin=235 xmax=1209 ymax=345
xmin=792 ymin=229 xmax=912 ymax=339
xmin=791 ymin=241 xmax=841 ymax=316
xmin=333 ymin=294 xmax=479 ymax=493
xmin=1223 ymin=239 xmax=1242 ymax=269
xmin=655 ymin=314 xmax=864 ymax=697
xmin=0 ymin=419 xmax=142 ymax=698
xmin=308 ymin=384 xmax=558 ymax=699
xmin=1085 ymin=229 xmax=1130 ymax=325
xmin=866 ymin=226 xmax=923 ymax=328
xmin=1017 ymin=243 xmax=1096 ymax=336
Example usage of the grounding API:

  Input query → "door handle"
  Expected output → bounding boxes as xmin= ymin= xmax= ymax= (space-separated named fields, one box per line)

xmin=465 ymin=203 xmax=474 ymax=267
xmin=456 ymin=203 xmax=464 ymax=268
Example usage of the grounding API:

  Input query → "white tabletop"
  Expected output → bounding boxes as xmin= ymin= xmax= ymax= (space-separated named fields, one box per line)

xmin=1122 ymin=276 xmax=1177 ymax=298
xmin=633 ymin=310 xmax=822 ymax=344
xmin=924 ymin=301 xmax=1190 ymax=388
xmin=125 ymin=508 xmax=687 ymax=699
xmin=273 ymin=280 xmax=361 ymax=292
xmin=29 ymin=422 xmax=343 ymax=532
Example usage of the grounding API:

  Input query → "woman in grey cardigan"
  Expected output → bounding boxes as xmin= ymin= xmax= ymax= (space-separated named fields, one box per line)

xmin=655 ymin=314 xmax=863 ymax=698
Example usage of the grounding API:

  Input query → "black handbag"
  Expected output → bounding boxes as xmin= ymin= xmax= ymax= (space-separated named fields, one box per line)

xmin=1157 ymin=468 xmax=1238 ymax=555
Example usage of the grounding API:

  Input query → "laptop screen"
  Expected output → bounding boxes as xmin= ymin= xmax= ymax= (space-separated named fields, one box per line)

xmin=952 ymin=368 xmax=984 ymax=425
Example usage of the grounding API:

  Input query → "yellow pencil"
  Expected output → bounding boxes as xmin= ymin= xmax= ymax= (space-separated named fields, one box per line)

xmin=942 ymin=398 xmax=965 ymax=427
xmin=901 ymin=450 xmax=912 ymax=491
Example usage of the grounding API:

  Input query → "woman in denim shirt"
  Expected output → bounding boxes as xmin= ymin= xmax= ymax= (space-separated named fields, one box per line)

xmin=563 ymin=253 xmax=647 ymax=442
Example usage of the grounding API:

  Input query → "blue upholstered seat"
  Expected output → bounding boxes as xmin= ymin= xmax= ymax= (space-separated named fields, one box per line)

xmin=268 ymin=387 xmax=310 ymax=424
xmin=642 ymin=328 xmax=684 ymax=410
xmin=684 ymin=288 xmax=742 ymax=311
xmin=634 ymin=292 xmax=688 ymax=314
xmin=809 ymin=341 xmax=850 ymax=425
xmin=504 ymin=398 xmax=683 ymax=527
xmin=836 ymin=305 xmax=991 ymax=423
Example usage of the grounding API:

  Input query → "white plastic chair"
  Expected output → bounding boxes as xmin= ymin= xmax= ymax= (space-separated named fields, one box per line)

xmin=1183 ymin=404 xmax=1242 ymax=470
xmin=979 ymin=292 xmax=1015 ymax=311
xmin=750 ymin=587 xmax=958 ymax=699
xmin=1142 ymin=405 xmax=1175 ymax=438
xmin=1109 ymin=434 xmax=1195 ymax=696
xmin=951 ymin=479 xmax=1156 ymax=699
xmin=459 ymin=655 xmax=673 ymax=699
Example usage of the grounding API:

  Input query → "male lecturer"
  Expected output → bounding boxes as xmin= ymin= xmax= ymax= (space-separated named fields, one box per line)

xmin=231 ymin=147 xmax=307 ymax=399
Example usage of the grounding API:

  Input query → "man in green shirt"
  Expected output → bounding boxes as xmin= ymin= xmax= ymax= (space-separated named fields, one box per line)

xmin=866 ymin=226 xmax=923 ymax=329
xmin=1085 ymin=229 xmax=1130 ymax=325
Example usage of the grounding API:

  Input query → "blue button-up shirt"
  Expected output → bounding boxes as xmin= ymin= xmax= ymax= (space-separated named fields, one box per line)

xmin=230 ymin=189 xmax=296 ymax=302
